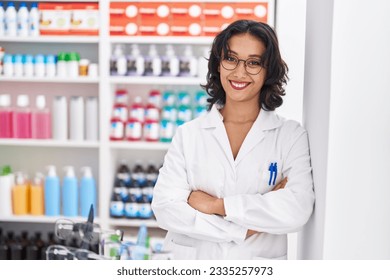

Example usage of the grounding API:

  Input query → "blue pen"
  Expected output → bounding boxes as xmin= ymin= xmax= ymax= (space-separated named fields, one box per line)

xmin=268 ymin=163 xmax=274 ymax=186
xmin=273 ymin=163 xmax=278 ymax=185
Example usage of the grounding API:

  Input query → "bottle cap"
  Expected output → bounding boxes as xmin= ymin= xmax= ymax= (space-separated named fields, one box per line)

xmin=20 ymin=2 xmax=27 ymax=7
xmin=35 ymin=54 xmax=45 ymax=64
xmin=14 ymin=54 xmax=23 ymax=64
xmin=63 ymin=166 xmax=76 ymax=177
xmin=184 ymin=45 xmax=193 ymax=57
xmin=131 ymin=44 xmax=141 ymax=56
xmin=113 ymin=45 xmax=124 ymax=56
xmin=7 ymin=2 xmax=15 ymax=7
xmin=81 ymin=166 xmax=93 ymax=178
xmin=31 ymin=2 xmax=38 ymax=8
xmin=15 ymin=172 xmax=25 ymax=185
xmin=17 ymin=95 xmax=29 ymax=107
xmin=24 ymin=54 xmax=34 ymax=64
xmin=148 ymin=45 xmax=158 ymax=57
xmin=79 ymin=59 xmax=90 ymax=66
xmin=0 ymin=94 xmax=11 ymax=107
xmin=36 ymin=95 xmax=46 ymax=109
xmin=0 ymin=165 xmax=12 ymax=176
xmin=45 ymin=55 xmax=56 ymax=64
xmin=57 ymin=52 xmax=67 ymax=61
xmin=33 ymin=173 xmax=44 ymax=185
xmin=46 ymin=165 xmax=57 ymax=177
xmin=68 ymin=52 xmax=80 ymax=62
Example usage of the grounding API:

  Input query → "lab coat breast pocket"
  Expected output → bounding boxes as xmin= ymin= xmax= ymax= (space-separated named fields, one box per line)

xmin=258 ymin=159 xmax=284 ymax=194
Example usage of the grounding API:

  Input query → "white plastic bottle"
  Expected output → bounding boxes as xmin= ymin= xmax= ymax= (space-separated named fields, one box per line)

xmin=52 ymin=96 xmax=68 ymax=140
xmin=5 ymin=2 xmax=17 ymax=37
xmin=179 ymin=45 xmax=198 ymax=77
xmin=144 ymin=45 xmax=161 ymax=76
xmin=110 ymin=44 xmax=126 ymax=76
xmin=161 ymin=45 xmax=179 ymax=76
xmin=85 ymin=96 xmax=98 ymax=141
xmin=29 ymin=2 xmax=39 ymax=37
xmin=197 ymin=47 xmax=210 ymax=80
xmin=17 ymin=2 xmax=29 ymax=37
xmin=70 ymin=96 xmax=84 ymax=141
xmin=0 ymin=165 xmax=14 ymax=216
xmin=0 ymin=3 xmax=5 ymax=37
xmin=126 ymin=44 xmax=144 ymax=76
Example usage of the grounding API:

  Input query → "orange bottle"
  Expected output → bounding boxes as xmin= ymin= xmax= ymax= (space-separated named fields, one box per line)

xmin=12 ymin=172 xmax=30 ymax=215
xmin=30 ymin=173 xmax=44 ymax=215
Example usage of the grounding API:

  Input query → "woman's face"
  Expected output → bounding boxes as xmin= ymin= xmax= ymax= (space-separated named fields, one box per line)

xmin=219 ymin=33 xmax=267 ymax=106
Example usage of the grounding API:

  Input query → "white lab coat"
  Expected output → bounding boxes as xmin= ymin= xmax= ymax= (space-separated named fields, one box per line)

xmin=151 ymin=104 xmax=315 ymax=259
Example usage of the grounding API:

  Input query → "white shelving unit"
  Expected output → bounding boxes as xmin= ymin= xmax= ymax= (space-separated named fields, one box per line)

xmin=0 ymin=0 xmax=274 ymax=238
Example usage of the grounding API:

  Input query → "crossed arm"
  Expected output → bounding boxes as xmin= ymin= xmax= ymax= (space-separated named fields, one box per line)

xmin=187 ymin=178 xmax=288 ymax=238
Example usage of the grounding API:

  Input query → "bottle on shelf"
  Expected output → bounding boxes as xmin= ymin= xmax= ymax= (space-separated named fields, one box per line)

xmin=147 ymin=89 xmax=162 ymax=110
xmin=29 ymin=2 xmax=39 ymax=37
xmin=52 ymin=96 xmax=68 ymax=140
xmin=31 ymin=95 xmax=51 ymax=139
xmin=30 ymin=172 xmax=44 ymax=216
xmin=69 ymin=96 xmax=84 ymax=141
xmin=67 ymin=52 xmax=80 ymax=78
xmin=127 ymin=44 xmax=144 ymax=76
xmin=144 ymin=118 xmax=159 ymax=142
xmin=80 ymin=166 xmax=96 ymax=218
xmin=44 ymin=165 xmax=60 ymax=216
xmin=14 ymin=54 xmax=23 ymax=76
xmin=0 ymin=3 xmax=5 ymax=37
xmin=4 ymin=2 xmax=17 ymax=37
xmin=0 ymin=165 xmax=14 ymax=216
xmin=179 ymin=45 xmax=198 ymax=77
xmin=23 ymin=54 xmax=34 ymax=77
xmin=159 ymin=119 xmax=175 ymax=142
xmin=125 ymin=117 xmax=142 ymax=141
xmin=144 ymin=45 xmax=161 ymax=77
xmin=0 ymin=94 xmax=13 ymax=138
xmin=45 ymin=55 xmax=57 ymax=77
xmin=25 ymin=236 xmax=39 ymax=260
xmin=17 ymin=2 xmax=29 ymax=37
xmin=62 ymin=166 xmax=78 ymax=217
xmin=129 ymin=96 xmax=145 ymax=124
xmin=12 ymin=172 xmax=30 ymax=215
xmin=110 ymin=44 xmax=127 ymax=76
xmin=0 ymin=228 xmax=10 ymax=260
xmin=197 ymin=47 xmax=210 ymax=79
xmin=161 ymin=45 xmax=179 ymax=77
xmin=2 ymin=54 xmax=14 ymax=76
xmin=85 ymin=96 xmax=99 ymax=141
xmin=34 ymin=54 xmax=45 ymax=77
xmin=13 ymin=94 xmax=31 ymax=139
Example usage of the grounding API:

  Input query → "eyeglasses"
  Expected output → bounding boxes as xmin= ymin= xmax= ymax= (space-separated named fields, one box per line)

xmin=220 ymin=55 xmax=264 ymax=75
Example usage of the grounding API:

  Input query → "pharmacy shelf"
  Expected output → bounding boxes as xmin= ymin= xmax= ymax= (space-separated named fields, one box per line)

xmin=0 ymin=215 xmax=100 ymax=224
xmin=109 ymin=141 xmax=170 ymax=151
xmin=107 ymin=218 xmax=159 ymax=228
xmin=0 ymin=36 xmax=100 ymax=43
xmin=109 ymin=76 xmax=205 ymax=86
xmin=110 ymin=36 xmax=213 ymax=45
xmin=0 ymin=76 xmax=100 ymax=83
xmin=0 ymin=139 xmax=100 ymax=148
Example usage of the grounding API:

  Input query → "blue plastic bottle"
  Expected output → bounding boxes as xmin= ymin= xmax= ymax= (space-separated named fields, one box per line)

xmin=62 ymin=166 xmax=78 ymax=217
xmin=44 ymin=165 xmax=60 ymax=216
xmin=80 ymin=167 xmax=96 ymax=217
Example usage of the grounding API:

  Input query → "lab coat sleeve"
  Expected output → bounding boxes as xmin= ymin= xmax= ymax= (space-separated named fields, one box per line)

xmin=151 ymin=126 xmax=247 ymax=244
xmin=223 ymin=125 xmax=315 ymax=234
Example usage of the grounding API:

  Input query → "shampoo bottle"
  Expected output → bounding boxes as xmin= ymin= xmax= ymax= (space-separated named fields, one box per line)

xmin=31 ymin=95 xmax=51 ymax=139
xmin=62 ymin=166 xmax=78 ymax=217
xmin=0 ymin=94 xmax=13 ymax=138
xmin=44 ymin=165 xmax=60 ymax=216
xmin=0 ymin=166 xmax=14 ymax=216
xmin=12 ymin=172 xmax=29 ymax=215
xmin=80 ymin=167 xmax=96 ymax=217
xmin=30 ymin=173 xmax=44 ymax=216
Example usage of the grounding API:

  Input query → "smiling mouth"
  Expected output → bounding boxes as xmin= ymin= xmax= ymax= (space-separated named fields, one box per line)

xmin=229 ymin=80 xmax=250 ymax=90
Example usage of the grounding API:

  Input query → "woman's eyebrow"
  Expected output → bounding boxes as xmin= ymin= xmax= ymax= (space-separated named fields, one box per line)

xmin=227 ymin=50 xmax=262 ymax=58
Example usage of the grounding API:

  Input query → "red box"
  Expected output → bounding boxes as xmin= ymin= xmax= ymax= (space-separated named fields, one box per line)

xmin=139 ymin=2 xmax=171 ymax=36
xmin=170 ymin=2 xmax=203 ymax=36
xmin=234 ymin=3 xmax=268 ymax=23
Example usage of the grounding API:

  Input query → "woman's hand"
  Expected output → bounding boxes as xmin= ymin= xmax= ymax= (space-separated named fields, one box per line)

xmin=187 ymin=190 xmax=225 ymax=216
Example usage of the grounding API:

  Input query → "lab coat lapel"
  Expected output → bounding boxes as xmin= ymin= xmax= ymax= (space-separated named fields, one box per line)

xmin=234 ymin=109 xmax=282 ymax=165
xmin=201 ymin=105 xmax=236 ymax=170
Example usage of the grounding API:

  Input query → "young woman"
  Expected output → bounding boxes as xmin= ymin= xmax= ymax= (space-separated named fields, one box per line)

xmin=151 ymin=20 xmax=315 ymax=260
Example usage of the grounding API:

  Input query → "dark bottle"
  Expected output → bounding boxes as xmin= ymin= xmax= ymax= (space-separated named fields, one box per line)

xmin=115 ymin=160 xmax=131 ymax=188
xmin=20 ymin=230 xmax=29 ymax=259
xmin=0 ymin=228 xmax=9 ymax=260
xmin=25 ymin=237 xmax=39 ymax=260
xmin=34 ymin=232 xmax=44 ymax=260
xmin=146 ymin=161 xmax=159 ymax=186
xmin=132 ymin=161 xmax=146 ymax=188
xmin=10 ymin=237 xmax=23 ymax=260
xmin=41 ymin=232 xmax=57 ymax=260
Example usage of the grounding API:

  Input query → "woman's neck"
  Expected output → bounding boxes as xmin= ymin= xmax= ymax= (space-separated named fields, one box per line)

xmin=220 ymin=101 xmax=260 ymax=123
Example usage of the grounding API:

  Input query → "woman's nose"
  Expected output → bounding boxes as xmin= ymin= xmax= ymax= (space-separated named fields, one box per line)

xmin=233 ymin=61 xmax=247 ymax=78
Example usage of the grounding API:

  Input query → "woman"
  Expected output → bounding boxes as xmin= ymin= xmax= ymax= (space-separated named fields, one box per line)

xmin=151 ymin=20 xmax=315 ymax=260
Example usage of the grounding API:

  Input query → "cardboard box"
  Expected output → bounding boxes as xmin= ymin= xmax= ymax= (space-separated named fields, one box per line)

xmin=234 ymin=2 xmax=268 ymax=22
xmin=139 ymin=2 xmax=171 ymax=36
xmin=70 ymin=3 xmax=99 ymax=35
xmin=170 ymin=2 xmax=203 ymax=36
xmin=39 ymin=2 xmax=72 ymax=35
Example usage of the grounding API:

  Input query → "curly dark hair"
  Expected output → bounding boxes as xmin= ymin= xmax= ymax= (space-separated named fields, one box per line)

xmin=201 ymin=20 xmax=289 ymax=111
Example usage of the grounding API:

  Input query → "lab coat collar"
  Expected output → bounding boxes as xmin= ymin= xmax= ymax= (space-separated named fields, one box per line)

xmin=201 ymin=104 xmax=283 ymax=166
xmin=201 ymin=104 xmax=283 ymax=131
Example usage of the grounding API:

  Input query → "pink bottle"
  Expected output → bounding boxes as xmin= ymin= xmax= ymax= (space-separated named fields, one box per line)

xmin=0 ymin=94 xmax=13 ymax=138
xmin=13 ymin=95 xmax=31 ymax=139
xmin=31 ymin=95 xmax=51 ymax=139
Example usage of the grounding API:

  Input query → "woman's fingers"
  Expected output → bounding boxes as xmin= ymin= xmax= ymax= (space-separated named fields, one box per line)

xmin=272 ymin=177 xmax=288 ymax=191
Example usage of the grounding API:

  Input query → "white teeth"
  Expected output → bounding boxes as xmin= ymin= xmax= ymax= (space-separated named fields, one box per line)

xmin=231 ymin=81 xmax=248 ymax=88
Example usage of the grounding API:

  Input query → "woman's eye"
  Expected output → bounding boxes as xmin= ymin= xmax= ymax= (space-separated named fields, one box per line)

xmin=248 ymin=60 xmax=261 ymax=66
xmin=226 ymin=56 xmax=237 ymax=62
